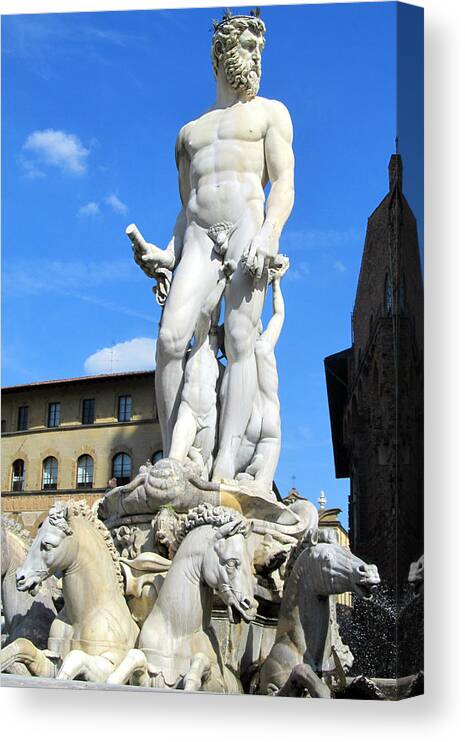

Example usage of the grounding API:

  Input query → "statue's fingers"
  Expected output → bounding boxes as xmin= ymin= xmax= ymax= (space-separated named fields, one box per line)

xmin=245 ymin=242 xmax=257 ymax=269
xmin=255 ymin=254 xmax=265 ymax=282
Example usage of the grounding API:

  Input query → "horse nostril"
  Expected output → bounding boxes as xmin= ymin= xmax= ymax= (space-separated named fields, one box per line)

xmin=16 ymin=572 xmax=25 ymax=586
xmin=241 ymin=598 xmax=251 ymax=609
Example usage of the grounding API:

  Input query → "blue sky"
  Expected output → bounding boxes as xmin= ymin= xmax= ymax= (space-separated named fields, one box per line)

xmin=1 ymin=3 xmax=423 ymax=524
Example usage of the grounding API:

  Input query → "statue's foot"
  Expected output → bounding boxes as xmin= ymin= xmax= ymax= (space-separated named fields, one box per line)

xmin=278 ymin=663 xmax=331 ymax=698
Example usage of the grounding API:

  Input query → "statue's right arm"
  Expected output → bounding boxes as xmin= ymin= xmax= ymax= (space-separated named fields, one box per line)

xmin=261 ymin=279 xmax=285 ymax=348
xmin=164 ymin=128 xmax=190 ymax=268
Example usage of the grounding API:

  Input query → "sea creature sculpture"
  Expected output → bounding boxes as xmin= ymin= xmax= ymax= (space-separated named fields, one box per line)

xmin=258 ymin=540 xmax=380 ymax=697
xmin=1 ymin=502 xmax=139 ymax=682
xmin=1 ymin=516 xmax=57 ymax=653
xmin=107 ymin=503 xmax=257 ymax=692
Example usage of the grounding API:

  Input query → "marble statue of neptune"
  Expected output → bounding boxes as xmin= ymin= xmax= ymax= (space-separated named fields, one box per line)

xmin=130 ymin=11 xmax=295 ymax=485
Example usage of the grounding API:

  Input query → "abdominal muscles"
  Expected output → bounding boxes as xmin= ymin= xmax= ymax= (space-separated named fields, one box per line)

xmin=187 ymin=141 xmax=265 ymax=227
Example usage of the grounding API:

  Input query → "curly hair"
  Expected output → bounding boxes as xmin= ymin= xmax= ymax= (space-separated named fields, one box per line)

xmin=175 ymin=502 xmax=248 ymax=545
xmin=211 ymin=15 xmax=266 ymax=77
xmin=48 ymin=501 xmax=125 ymax=593
xmin=1 ymin=514 xmax=32 ymax=548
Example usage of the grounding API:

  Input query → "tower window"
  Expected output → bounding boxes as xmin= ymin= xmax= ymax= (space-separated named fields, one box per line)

xmin=400 ymin=274 xmax=406 ymax=314
xmin=384 ymin=274 xmax=393 ymax=315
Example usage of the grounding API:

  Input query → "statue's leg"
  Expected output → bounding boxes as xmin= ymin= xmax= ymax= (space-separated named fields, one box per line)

xmin=247 ymin=437 xmax=280 ymax=492
xmin=169 ymin=402 xmax=197 ymax=464
xmin=213 ymin=233 xmax=267 ymax=480
xmin=47 ymin=607 xmax=73 ymax=658
xmin=106 ymin=649 xmax=150 ymax=686
xmin=277 ymin=663 xmax=332 ymax=698
xmin=1 ymin=638 xmax=56 ymax=677
xmin=156 ymin=225 xmax=222 ymax=454
xmin=183 ymin=652 xmax=211 ymax=692
xmin=57 ymin=650 xmax=114 ymax=682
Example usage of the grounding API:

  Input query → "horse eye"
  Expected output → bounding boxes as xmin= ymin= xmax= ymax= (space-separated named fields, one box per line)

xmin=226 ymin=558 xmax=239 ymax=569
xmin=41 ymin=542 xmax=55 ymax=551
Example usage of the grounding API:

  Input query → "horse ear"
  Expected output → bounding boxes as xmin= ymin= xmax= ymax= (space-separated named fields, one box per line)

xmin=243 ymin=520 xmax=253 ymax=538
xmin=215 ymin=519 xmax=244 ymax=540
xmin=215 ymin=521 xmax=235 ymax=540
xmin=309 ymin=528 xmax=319 ymax=546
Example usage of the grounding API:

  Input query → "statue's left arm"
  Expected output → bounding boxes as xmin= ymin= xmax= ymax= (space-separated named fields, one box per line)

xmin=245 ymin=101 xmax=295 ymax=281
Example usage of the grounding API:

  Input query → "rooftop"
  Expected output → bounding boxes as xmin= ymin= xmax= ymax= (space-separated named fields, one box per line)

xmin=2 ymin=369 xmax=155 ymax=394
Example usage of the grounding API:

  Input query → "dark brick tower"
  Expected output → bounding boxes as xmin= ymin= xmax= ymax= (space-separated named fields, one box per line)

xmin=325 ymin=154 xmax=423 ymax=590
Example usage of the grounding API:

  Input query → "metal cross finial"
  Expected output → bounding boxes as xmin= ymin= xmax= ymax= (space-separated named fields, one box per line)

xmin=318 ymin=489 xmax=327 ymax=510
xmin=109 ymin=341 xmax=120 ymax=373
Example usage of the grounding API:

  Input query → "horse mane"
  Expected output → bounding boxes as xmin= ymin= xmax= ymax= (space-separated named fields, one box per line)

xmin=49 ymin=501 xmax=124 ymax=593
xmin=283 ymin=527 xmax=339 ymax=585
xmin=1 ymin=515 xmax=32 ymax=548
xmin=175 ymin=502 xmax=247 ymax=545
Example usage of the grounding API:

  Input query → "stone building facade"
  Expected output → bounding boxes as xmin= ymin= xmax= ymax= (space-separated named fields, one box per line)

xmin=324 ymin=154 xmax=423 ymax=589
xmin=1 ymin=370 xmax=162 ymax=534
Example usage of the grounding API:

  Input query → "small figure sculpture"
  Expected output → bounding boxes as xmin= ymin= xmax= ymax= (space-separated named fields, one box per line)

xmin=236 ymin=254 xmax=289 ymax=489
xmin=169 ymin=259 xmax=236 ymax=475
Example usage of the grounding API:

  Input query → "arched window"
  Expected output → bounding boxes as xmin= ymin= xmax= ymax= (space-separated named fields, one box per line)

xmin=112 ymin=453 xmax=132 ymax=486
xmin=76 ymin=454 xmax=94 ymax=489
xmin=384 ymin=274 xmax=393 ymax=315
xmin=42 ymin=457 xmax=58 ymax=491
xmin=12 ymin=459 xmax=25 ymax=492
xmin=151 ymin=450 xmax=163 ymax=465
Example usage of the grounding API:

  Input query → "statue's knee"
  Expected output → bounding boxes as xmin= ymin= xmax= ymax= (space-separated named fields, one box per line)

xmin=158 ymin=326 xmax=188 ymax=361
xmin=13 ymin=638 xmax=35 ymax=655
xmin=226 ymin=325 xmax=253 ymax=361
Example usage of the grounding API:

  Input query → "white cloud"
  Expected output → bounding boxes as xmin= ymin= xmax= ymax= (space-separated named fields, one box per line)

xmin=78 ymin=201 xmax=100 ymax=216
xmin=22 ymin=129 xmax=89 ymax=175
xmin=287 ymin=262 xmax=311 ymax=281
xmin=105 ymin=193 xmax=128 ymax=214
xmin=19 ymin=154 xmax=45 ymax=180
xmin=334 ymin=260 xmax=347 ymax=273
xmin=84 ymin=337 xmax=156 ymax=375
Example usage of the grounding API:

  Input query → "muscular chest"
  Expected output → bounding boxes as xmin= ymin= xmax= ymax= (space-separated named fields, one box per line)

xmin=185 ymin=103 xmax=266 ymax=157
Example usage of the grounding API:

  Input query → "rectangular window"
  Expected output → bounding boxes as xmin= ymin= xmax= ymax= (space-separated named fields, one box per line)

xmin=17 ymin=406 xmax=29 ymax=431
xmin=82 ymin=398 xmax=95 ymax=425
xmin=118 ymin=395 xmax=132 ymax=422
xmin=47 ymin=402 xmax=61 ymax=428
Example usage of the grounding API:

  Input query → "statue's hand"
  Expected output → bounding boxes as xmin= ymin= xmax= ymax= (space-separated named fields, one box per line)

xmin=242 ymin=229 xmax=278 ymax=283
xmin=126 ymin=223 xmax=175 ymax=278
